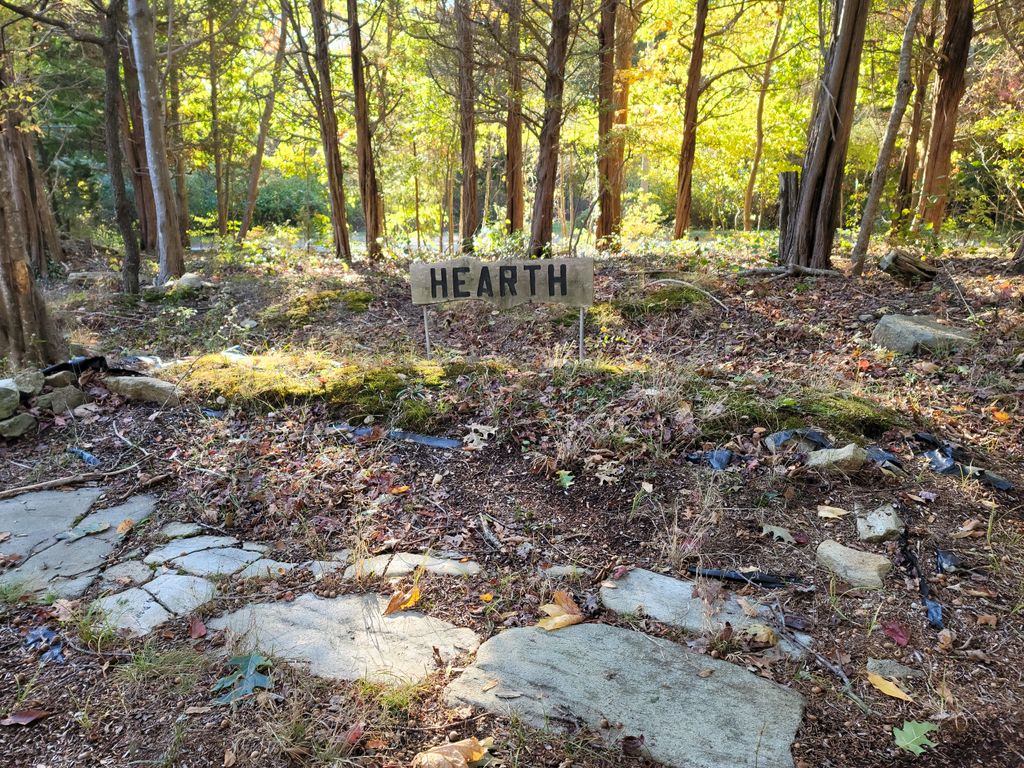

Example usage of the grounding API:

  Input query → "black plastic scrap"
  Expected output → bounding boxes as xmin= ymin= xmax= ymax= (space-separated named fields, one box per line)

xmin=899 ymin=533 xmax=944 ymax=629
xmin=686 ymin=565 xmax=805 ymax=587
xmin=66 ymin=447 xmax=100 ymax=466
xmin=763 ymin=427 xmax=833 ymax=453
xmin=332 ymin=423 xmax=462 ymax=450
xmin=25 ymin=627 xmax=64 ymax=664
xmin=912 ymin=432 xmax=1014 ymax=491
xmin=935 ymin=549 xmax=966 ymax=574
xmin=685 ymin=448 xmax=734 ymax=471
xmin=40 ymin=355 xmax=143 ymax=378
xmin=866 ymin=445 xmax=905 ymax=474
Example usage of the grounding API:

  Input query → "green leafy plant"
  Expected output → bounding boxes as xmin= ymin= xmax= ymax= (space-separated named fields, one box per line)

xmin=556 ymin=470 xmax=575 ymax=490
xmin=212 ymin=654 xmax=273 ymax=705
xmin=893 ymin=720 xmax=939 ymax=755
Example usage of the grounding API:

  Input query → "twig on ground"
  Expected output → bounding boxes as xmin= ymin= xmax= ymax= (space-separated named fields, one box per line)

xmin=737 ymin=264 xmax=844 ymax=279
xmin=649 ymin=278 xmax=730 ymax=312
xmin=0 ymin=462 xmax=145 ymax=500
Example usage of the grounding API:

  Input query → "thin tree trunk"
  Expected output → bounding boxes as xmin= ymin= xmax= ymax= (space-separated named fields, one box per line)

xmin=102 ymin=0 xmax=141 ymax=293
xmin=671 ymin=0 xmax=708 ymax=238
xmin=743 ymin=1 xmax=785 ymax=232
xmin=916 ymin=0 xmax=972 ymax=232
xmin=128 ymin=0 xmax=185 ymax=282
xmin=120 ymin=44 xmax=158 ymax=253
xmin=891 ymin=0 xmax=939 ymax=233
xmin=595 ymin=0 xmax=617 ymax=245
xmin=850 ymin=0 xmax=927 ymax=273
xmin=168 ymin=63 xmax=190 ymax=247
xmin=528 ymin=0 xmax=572 ymax=256
xmin=606 ymin=1 xmax=642 ymax=235
xmin=505 ymin=0 xmax=524 ymax=233
xmin=348 ymin=0 xmax=384 ymax=258
xmin=239 ymin=3 xmax=288 ymax=241
xmin=779 ymin=0 xmax=870 ymax=270
xmin=457 ymin=0 xmax=478 ymax=252
xmin=447 ymin=154 xmax=455 ymax=253
xmin=207 ymin=5 xmax=227 ymax=237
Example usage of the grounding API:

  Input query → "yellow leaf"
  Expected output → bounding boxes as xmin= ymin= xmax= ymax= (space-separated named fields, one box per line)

xmin=817 ymin=505 xmax=850 ymax=519
xmin=411 ymin=737 xmax=492 ymax=767
xmin=992 ymin=410 xmax=1011 ymax=423
xmin=480 ymin=593 xmax=494 ymax=603
xmin=383 ymin=584 xmax=421 ymax=615
xmin=536 ymin=590 xmax=583 ymax=631
xmin=866 ymin=672 xmax=913 ymax=702
xmin=389 ymin=485 xmax=411 ymax=495
xmin=116 ymin=519 xmax=134 ymax=535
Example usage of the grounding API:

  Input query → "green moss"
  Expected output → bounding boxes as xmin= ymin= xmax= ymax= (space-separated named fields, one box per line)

xmin=775 ymin=391 xmax=902 ymax=438
xmin=613 ymin=286 xmax=706 ymax=318
xmin=340 ymin=289 xmax=373 ymax=313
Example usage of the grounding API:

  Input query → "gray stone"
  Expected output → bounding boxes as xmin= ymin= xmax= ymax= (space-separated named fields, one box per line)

xmin=537 ymin=564 xmax=592 ymax=579
xmin=866 ymin=658 xmax=923 ymax=680
xmin=872 ymin=314 xmax=975 ymax=355
xmin=144 ymin=535 xmax=240 ymax=565
xmin=241 ymin=542 xmax=268 ymax=553
xmin=44 ymin=370 xmax=78 ymax=388
xmin=445 ymin=624 xmax=804 ymax=768
xmin=68 ymin=271 xmax=120 ymax=288
xmin=307 ymin=560 xmax=346 ymax=579
xmin=100 ymin=560 xmax=154 ymax=590
xmin=95 ymin=588 xmax=171 ymax=635
xmin=143 ymin=574 xmax=217 ymax=615
xmin=857 ymin=503 xmax=904 ymax=543
xmin=0 ymin=489 xmax=104 ymax=562
xmin=104 ymin=375 xmax=180 ymax=407
xmin=160 ymin=521 xmax=203 ymax=538
xmin=238 ymin=558 xmax=295 ymax=579
xmin=0 ymin=380 xmax=19 ymax=419
xmin=0 ymin=413 xmax=36 ymax=438
xmin=344 ymin=552 xmax=481 ymax=580
xmin=173 ymin=272 xmax=206 ymax=290
xmin=0 ymin=535 xmax=112 ymax=598
xmin=208 ymin=593 xmax=479 ymax=683
xmin=36 ymin=385 xmax=87 ymax=414
xmin=816 ymin=540 xmax=891 ymax=589
xmin=78 ymin=495 xmax=156 ymax=534
xmin=171 ymin=547 xmax=261 ymax=576
xmin=13 ymin=370 xmax=44 ymax=396
xmin=806 ymin=443 xmax=868 ymax=472
xmin=600 ymin=569 xmax=809 ymax=659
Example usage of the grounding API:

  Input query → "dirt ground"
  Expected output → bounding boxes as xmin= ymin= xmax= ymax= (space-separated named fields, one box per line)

xmin=2 ymin=239 xmax=1023 ymax=767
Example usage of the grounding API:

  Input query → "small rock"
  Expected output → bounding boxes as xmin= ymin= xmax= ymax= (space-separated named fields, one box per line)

xmin=143 ymin=573 xmax=217 ymax=615
xmin=816 ymin=540 xmax=891 ymax=589
xmin=866 ymin=658 xmax=923 ymax=680
xmin=858 ymin=313 xmax=874 ymax=322
xmin=871 ymin=315 xmax=975 ymax=355
xmin=0 ymin=380 xmax=19 ymax=419
xmin=100 ymin=560 xmax=154 ymax=589
xmin=174 ymin=272 xmax=206 ymax=290
xmin=94 ymin=588 xmax=170 ymax=635
xmin=36 ymin=385 xmax=87 ymax=414
xmin=0 ymin=413 xmax=36 ymax=438
xmin=13 ymin=370 xmax=44 ymax=396
xmin=806 ymin=443 xmax=867 ymax=472
xmin=160 ymin=521 xmax=203 ymax=538
xmin=239 ymin=319 xmax=258 ymax=330
xmin=538 ymin=564 xmax=592 ymax=579
xmin=857 ymin=503 xmax=904 ymax=543
xmin=44 ymin=370 xmax=78 ymax=388
xmin=104 ymin=375 xmax=180 ymax=406
xmin=344 ymin=552 xmax=481 ymax=580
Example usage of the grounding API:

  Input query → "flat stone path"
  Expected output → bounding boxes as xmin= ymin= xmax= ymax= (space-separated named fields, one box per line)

xmin=446 ymin=624 xmax=804 ymax=768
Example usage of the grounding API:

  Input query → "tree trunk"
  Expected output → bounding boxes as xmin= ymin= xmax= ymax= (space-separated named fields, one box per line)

xmin=916 ymin=0 xmax=972 ymax=232
xmin=779 ymin=0 xmax=870 ymax=270
xmin=308 ymin=0 xmax=353 ymax=262
xmin=120 ymin=44 xmax=158 ymax=254
xmin=207 ymin=6 xmax=227 ymax=237
xmin=527 ymin=0 xmax=572 ymax=257
xmin=505 ymin=0 xmax=524 ymax=234
xmin=879 ymin=247 xmax=938 ymax=281
xmin=606 ymin=1 xmax=642 ymax=236
xmin=777 ymin=171 xmax=798 ymax=265
xmin=239 ymin=3 xmax=288 ymax=241
xmin=128 ymin=0 xmax=185 ymax=282
xmin=743 ymin=1 xmax=785 ymax=232
xmin=456 ymin=0 xmax=478 ymax=252
xmin=850 ymin=0 xmax=926 ymax=273
xmin=595 ymin=0 xmax=617 ymax=246
xmin=891 ymin=0 xmax=939 ymax=233
xmin=671 ymin=0 xmax=708 ymax=238
xmin=168 ymin=63 xmax=190 ymax=247
xmin=102 ymin=2 xmax=142 ymax=293
xmin=1011 ymin=237 xmax=1024 ymax=273
xmin=349 ymin=0 xmax=384 ymax=259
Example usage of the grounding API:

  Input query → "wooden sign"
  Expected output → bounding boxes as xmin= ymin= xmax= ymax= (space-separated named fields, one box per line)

xmin=410 ymin=257 xmax=593 ymax=309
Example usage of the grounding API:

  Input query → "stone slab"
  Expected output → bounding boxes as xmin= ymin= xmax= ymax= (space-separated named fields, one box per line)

xmin=1 ymin=535 xmax=112 ymax=598
xmin=445 ymin=624 xmax=804 ymax=768
xmin=95 ymin=588 xmax=171 ymax=635
xmin=0 ymin=489 xmax=104 ymax=561
xmin=344 ymin=552 xmax=481 ymax=580
xmin=871 ymin=314 xmax=974 ymax=355
xmin=171 ymin=547 xmax=260 ymax=576
xmin=144 ymin=535 xmax=240 ymax=565
xmin=100 ymin=560 xmax=154 ymax=590
xmin=78 ymin=495 xmax=156 ymax=534
xmin=856 ymin=503 xmax=904 ymax=543
xmin=143 ymin=574 xmax=217 ymax=615
xmin=806 ymin=444 xmax=867 ymax=472
xmin=104 ymin=375 xmax=180 ymax=406
xmin=816 ymin=540 xmax=891 ymax=589
xmin=160 ymin=522 xmax=203 ymax=538
xmin=238 ymin=558 xmax=295 ymax=579
xmin=208 ymin=593 xmax=480 ymax=683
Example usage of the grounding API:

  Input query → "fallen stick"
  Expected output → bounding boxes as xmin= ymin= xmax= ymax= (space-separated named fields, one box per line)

xmin=648 ymin=278 xmax=730 ymax=312
xmin=736 ymin=264 xmax=844 ymax=278
xmin=0 ymin=462 xmax=144 ymax=500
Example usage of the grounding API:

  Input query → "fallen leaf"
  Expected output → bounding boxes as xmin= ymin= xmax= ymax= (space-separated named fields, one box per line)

xmin=384 ymin=584 xmax=422 ymax=616
xmin=52 ymin=598 xmax=78 ymax=622
xmin=223 ymin=748 xmax=236 ymax=767
xmin=189 ymin=616 xmax=207 ymax=639
xmin=697 ymin=668 xmax=714 ymax=678
xmin=0 ymin=709 xmax=50 ymax=726
xmin=366 ymin=737 xmax=388 ymax=750
xmin=893 ymin=720 xmax=938 ymax=755
xmin=0 ymin=531 xmax=9 ymax=543
xmin=761 ymin=524 xmax=795 ymax=544
xmin=816 ymin=505 xmax=850 ymax=519
xmin=936 ymin=628 xmax=955 ymax=652
xmin=736 ymin=597 xmax=761 ymax=618
xmin=882 ymin=621 xmax=910 ymax=647
xmin=738 ymin=623 xmax=777 ymax=647
xmin=116 ymin=519 xmax=134 ymax=535
xmin=388 ymin=485 xmax=411 ymax=495
xmin=411 ymin=736 xmax=491 ymax=767
xmin=480 ymin=593 xmax=494 ymax=603
xmin=975 ymin=614 xmax=997 ymax=627
xmin=344 ymin=722 xmax=365 ymax=746
xmin=867 ymin=672 xmax=913 ymax=702
xmin=482 ymin=679 xmax=498 ymax=692
xmin=641 ymin=481 xmax=654 ymax=494
xmin=992 ymin=410 xmax=1011 ymax=423
xmin=185 ymin=705 xmax=212 ymax=715
xmin=537 ymin=590 xmax=583 ymax=631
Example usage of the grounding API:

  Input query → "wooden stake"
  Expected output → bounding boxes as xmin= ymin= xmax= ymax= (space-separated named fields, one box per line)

xmin=578 ymin=306 xmax=585 ymax=361
xmin=423 ymin=306 xmax=432 ymax=359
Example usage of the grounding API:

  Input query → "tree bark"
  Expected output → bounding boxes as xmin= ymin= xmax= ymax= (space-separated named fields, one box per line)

xmin=128 ymin=0 xmax=185 ymax=282
xmin=168 ymin=62 xmax=190 ymax=247
xmin=101 ymin=1 xmax=141 ymax=293
xmin=348 ymin=0 xmax=384 ymax=258
xmin=457 ymin=0 xmax=478 ymax=252
xmin=671 ymin=0 xmax=708 ymax=238
xmin=505 ymin=0 xmax=524 ymax=233
xmin=527 ymin=0 xmax=572 ymax=256
xmin=120 ymin=43 xmax=157 ymax=253
xmin=777 ymin=170 xmax=798 ymax=264
xmin=778 ymin=0 xmax=870 ymax=270
xmin=891 ymin=0 xmax=939 ymax=233
xmin=605 ymin=1 xmax=642 ymax=236
xmin=239 ymin=4 xmax=288 ymax=241
xmin=595 ymin=0 xmax=617 ymax=245
xmin=916 ymin=0 xmax=972 ymax=232
xmin=850 ymin=0 xmax=926 ymax=273
xmin=208 ymin=5 xmax=226 ymax=237
xmin=743 ymin=1 xmax=785 ymax=232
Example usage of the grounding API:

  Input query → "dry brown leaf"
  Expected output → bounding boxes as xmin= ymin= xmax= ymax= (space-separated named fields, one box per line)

xmin=383 ymin=584 xmax=421 ymax=616
xmin=866 ymin=672 xmax=913 ymax=702
xmin=736 ymin=597 xmax=761 ymax=618
xmin=116 ymin=518 xmax=134 ymax=535
xmin=936 ymin=628 xmax=956 ymax=652
xmin=411 ymin=736 xmax=491 ymax=767
xmin=223 ymin=748 xmax=236 ymax=767
xmin=537 ymin=590 xmax=583 ymax=631
xmin=975 ymin=614 xmax=998 ymax=627
xmin=816 ymin=505 xmax=850 ymax=519
xmin=51 ymin=598 xmax=78 ymax=622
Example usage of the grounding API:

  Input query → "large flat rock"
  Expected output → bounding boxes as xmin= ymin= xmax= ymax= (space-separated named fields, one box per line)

xmin=600 ymin=568 xmax=809 ymax=658
xmin=0 ymin=489 xmax=104 ymax=561
xmin=208 ymin=593 xmax=480 ymax=683
xmin=171 ymin=546 xmax=260 ymax=576
xmin=445 ymin=624 xmax=804 ymax=768
xmin=96 ymin=588 xmax=172 ymax=635
xmin=344 ymin=552 xmax=481 ymax=580
xmin=871 ymin=314 xmax=974 ymax=355
xmin=144 ymin=535 xmax=239 ymax=565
